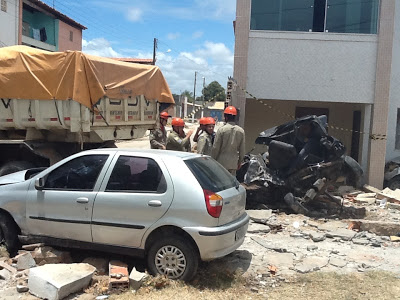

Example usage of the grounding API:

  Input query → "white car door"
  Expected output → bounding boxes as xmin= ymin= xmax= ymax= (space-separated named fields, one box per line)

xmin=92 ymin=153 xmax=174 ymax=248
xmin=26 ymin=153 xmax=113 ymax=242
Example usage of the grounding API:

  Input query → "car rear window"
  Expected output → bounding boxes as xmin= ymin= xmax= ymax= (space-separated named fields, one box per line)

xmin=185 ymin=157 xmax=238 ymax=192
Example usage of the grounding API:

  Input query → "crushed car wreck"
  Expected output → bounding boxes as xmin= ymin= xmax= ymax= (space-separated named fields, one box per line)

xmin=237 ymin=115 xmax=364 ymax=215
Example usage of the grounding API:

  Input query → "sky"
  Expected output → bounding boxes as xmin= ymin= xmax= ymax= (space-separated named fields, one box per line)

xmin=41 ymin=0 xmax=236 ymax=95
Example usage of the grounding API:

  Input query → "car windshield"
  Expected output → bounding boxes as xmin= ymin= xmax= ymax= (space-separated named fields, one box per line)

xmin=185 ymin=156 xmax=238 ymax=192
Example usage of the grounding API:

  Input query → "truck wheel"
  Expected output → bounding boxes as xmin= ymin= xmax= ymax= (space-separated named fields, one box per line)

xmin=0 ymin=161 xmax=34 ymax=176
xmin=147 ymin=235 xmax=199 ymax=281
xmin=0 ymin=212 xmax=20 ymax=256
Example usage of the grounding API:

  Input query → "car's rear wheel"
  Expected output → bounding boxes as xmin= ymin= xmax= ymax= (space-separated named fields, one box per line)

xmin=147 ymin=235 xmax=198 ymax=281
xmin=0 ymin=212 xmax=20 ymax=256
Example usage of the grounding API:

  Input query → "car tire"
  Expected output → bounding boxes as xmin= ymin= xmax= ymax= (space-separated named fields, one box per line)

xmin=0 ymin=212 xmax=20 ymax=256
xmin=147 ymin=235 xmax=199 ymax=281
xmin=387 ymin=176 xmax=400 ymax=191
xmin=0 ymin=161 xmax=34 ymax=177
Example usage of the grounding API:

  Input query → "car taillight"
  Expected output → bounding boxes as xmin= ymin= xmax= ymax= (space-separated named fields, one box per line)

xmin=203 ymin=189 xmax=223 ymax=218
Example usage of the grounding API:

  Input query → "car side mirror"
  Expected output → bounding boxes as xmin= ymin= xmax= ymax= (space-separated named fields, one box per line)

xmin=35 ymin=178 xmax=45 ymax=191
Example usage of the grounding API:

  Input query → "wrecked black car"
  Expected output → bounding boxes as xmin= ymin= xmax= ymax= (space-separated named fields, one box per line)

xmin=237 ymin=115 xmax=364 ymax=214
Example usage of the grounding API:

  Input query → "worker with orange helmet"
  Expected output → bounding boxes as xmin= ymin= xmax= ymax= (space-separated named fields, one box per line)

xmin=211 ymin=106 xmax=245 ymax=176
xmin=193 ymin=117 xmax=208 ymax=143
xmin=166 ymin=118 xmax=193 ymax=152
xmin=149 ymin=111 xmax=171 ymax=149
xmin=197 ymin=117 xmax=216 ymax=156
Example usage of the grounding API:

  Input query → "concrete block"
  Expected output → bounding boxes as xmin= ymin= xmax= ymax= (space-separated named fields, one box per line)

xmin=16 ymin=252 xmax=36 ymax=270
xmin=325 ymin=229 xmax=356 ymax=241
xmin=246 ymin=210 xmax=273 ymax=224
xmin=28 ymin=263 xmax=96 ymax=300
xmin=129 ymin=267 xmax=148 ymax=290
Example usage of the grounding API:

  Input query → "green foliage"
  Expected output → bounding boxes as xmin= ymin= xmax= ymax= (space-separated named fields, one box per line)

xmin=203 ymin=81 xmax=226 ymax=102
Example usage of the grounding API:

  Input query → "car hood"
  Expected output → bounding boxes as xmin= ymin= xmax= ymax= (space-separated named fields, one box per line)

xmin=0 ymin=170 xmax=28 ymax=185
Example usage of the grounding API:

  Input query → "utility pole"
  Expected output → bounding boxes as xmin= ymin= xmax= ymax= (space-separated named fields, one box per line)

xmin=192 ymin=71 xmax=197 ymax=122
xmin=152 ymin=38 xmax=157 ymax=65
xmin=201 ymin=77 xmax=205 ymax=117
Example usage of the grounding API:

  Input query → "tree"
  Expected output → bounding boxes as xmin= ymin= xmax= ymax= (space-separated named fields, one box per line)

xmin=181 ymin=90 xmax=194 ymax=103
xmin=203 ymin=81 xmax=226 ymax=102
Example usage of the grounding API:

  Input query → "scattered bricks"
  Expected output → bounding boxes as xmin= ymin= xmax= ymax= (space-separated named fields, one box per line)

xmin=129 ymin=267 xmax=148 ymax=290
xmin=31 ymin=246 xmax=72 ymax=265
xmin=16 ymin=284 xmax=29 ymax=293
xmin=0 ymin=261 xmax=17 ymax=274
xmin=83 ymin=257 xmax=109 ymax=275
xmin=21 ymin=243 xmax=44 ymax=251
xmin=0 ymin=268 xmax=11 ymax=280
xmin=16 ymin=252 xmax=36 ymax=270
xmin=28 ymin=263 xmax=96 ymax=300
xmin=109 ymin=261 xmax=129 ymax=290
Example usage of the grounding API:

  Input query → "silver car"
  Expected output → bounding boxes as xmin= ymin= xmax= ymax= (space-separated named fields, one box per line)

xmin=0 ymin=149 xmax=248 ymax=281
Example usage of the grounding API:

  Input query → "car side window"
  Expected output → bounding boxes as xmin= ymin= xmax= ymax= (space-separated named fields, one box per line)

xmin=106 ymin=156 xmax=167 ymax=193
xmin=44 ymin=155 xmax=108 ymax=191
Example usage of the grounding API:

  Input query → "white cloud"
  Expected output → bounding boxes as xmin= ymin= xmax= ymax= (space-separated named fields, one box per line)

xmin=126 ymin=8 xmax=143 ymax=22
xmin=166 ymin=32 xmax=180 ymax=40
xmin=192 ymin=30 xmax=204 ymax=39
xmin=82 ymin=38 xmax=233 ymax=95
xmin=82 ymin=38 xmax=121 ymax=58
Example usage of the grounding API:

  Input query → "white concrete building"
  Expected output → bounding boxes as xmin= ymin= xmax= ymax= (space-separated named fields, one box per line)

xmin=232 ymin=0 xmax=399 ymax=188
xmin=0 ymin=0 xmax=20 ymax=46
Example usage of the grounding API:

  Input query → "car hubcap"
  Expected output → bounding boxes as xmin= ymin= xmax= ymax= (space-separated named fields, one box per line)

xmin=154 ymin=245 xmax=186 ymax=279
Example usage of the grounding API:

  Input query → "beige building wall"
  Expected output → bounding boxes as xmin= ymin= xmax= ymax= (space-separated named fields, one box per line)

xmin=58 ymin=20 xmax=82 ymax=51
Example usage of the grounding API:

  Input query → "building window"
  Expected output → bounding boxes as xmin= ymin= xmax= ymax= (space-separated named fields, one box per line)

xmin=250 ymin=0 xmax=379 ymax=34
xmin=69 ymin=31 xmax=73 ymax=42
xmin=1 ymin=0 xmax=7 ymax=12
xmin=396 ymin=109 xmax=400 ymax=150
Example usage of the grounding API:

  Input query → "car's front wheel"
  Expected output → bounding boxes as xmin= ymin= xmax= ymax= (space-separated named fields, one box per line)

xmin=147 ymin=235 xmax=198 ymax=281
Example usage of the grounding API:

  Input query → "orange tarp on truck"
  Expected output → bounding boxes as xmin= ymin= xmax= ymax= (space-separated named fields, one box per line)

xmin=0 ymin=46 xmax=174 ymax=109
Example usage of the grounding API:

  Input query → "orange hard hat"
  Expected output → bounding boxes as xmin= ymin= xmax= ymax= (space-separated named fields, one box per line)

xmin=205 ymin=117 xmax=216 ymax=125
xmin=171 ymin=117 xmax=185 ymax=127
xmin=199 ymin=117 xmax=207 ymax=125
xmin=160 ymin=112 xmax=171 ymax=120
xmin=224 ymin=106 xmax=237 ymax=116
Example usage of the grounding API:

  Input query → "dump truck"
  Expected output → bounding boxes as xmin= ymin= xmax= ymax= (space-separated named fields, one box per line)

xmin=0 ymin=46 xmax=174 ymax=175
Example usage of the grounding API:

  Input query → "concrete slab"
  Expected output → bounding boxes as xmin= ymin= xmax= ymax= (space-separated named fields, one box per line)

xmin=325 ymin=229 xmax=356 ymax=241
xmin=129 ymin=267 xmax=148 ymax=290
xmin=294 ymin=256 xmax=329 ymax=274
xmin=246 ymin=210 xmax=273 ymax=224
xmin=16 ymin=253 xmax=36 ymax=271
xmin=28 ymin=263 xmax=96 ymax=300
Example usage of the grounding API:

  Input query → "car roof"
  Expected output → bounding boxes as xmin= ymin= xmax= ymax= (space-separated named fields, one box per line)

xmin=86 ymin=148 xmax=203 ymax=159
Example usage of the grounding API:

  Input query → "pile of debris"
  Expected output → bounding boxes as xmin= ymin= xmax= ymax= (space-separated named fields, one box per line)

xmin=238 ymin=115 xmax=364 ymax=216
xmin=0 ymin=244 xmax=149 ymax=300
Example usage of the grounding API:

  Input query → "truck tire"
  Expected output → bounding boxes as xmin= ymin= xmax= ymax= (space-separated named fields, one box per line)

xmin=0 ymin=161 xmax=34 ymax=176
xmin=0 ymin=212 xmax=20 ymax=256
xmin=147 ymin=235 xmax=199 ymax=282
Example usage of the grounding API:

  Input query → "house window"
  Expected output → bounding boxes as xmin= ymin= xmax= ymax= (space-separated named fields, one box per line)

xmin=250 ymin=0 xmax=379 ymax=34
xmin=69 ymin=31 xmax=73 ymax=42
xmin=395 ymin=109 xmax=400 ymax=150
xmin=1 ymin=0 xmax=7 ymax=12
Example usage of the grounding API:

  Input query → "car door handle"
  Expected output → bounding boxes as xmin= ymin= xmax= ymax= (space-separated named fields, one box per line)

xmin=148 ymin=200 xmax=162 ymax=207
xmin=76 ymin=197 xmax=89 ymax=204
